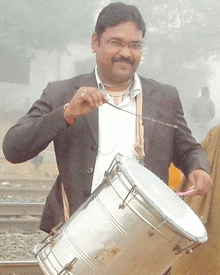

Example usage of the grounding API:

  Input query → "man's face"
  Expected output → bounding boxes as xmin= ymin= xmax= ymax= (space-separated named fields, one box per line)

xmin=92 ymin=21 xmax=143 ymax=84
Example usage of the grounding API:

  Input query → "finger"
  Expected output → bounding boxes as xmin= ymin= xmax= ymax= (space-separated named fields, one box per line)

xmin=176 ymin=189 xmax=195 ymax=197
xmin=83 ymin=92 xmax=96 ymax=107
xmin=192 ymin=182 xmax=208 ymax=196
xmin=100 ymin=92 xmax=109 ymax=104
xmin=78 ymin=88 xmax=94 ymax=107
xmin=82 ymin=89 xmax=108 ymax=107
xmin=193 ymin=178 xmax=210 ymax=196
xmin=187 ymin=175 xmax=199 ymax=195
xmin=199 ymin=178 xmax=213 ymax=195
xmin=80 ymin=88 xmax=88 ymax=101
xmin=95 ymin=91 xmax=108 ymax=106
xmin=89 ymin=89 xmax=109 ymax=106
xmin=189 ymin=180 xmax=196 ymax=192
xmin=91 ymin=91 xmax=101 ymax=108
xmin=187 ymin=170 xmax=213 ymax=196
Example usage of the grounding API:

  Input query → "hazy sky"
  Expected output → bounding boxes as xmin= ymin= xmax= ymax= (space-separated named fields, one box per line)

xmin=209 ymin=62 xmax=220 ymax=118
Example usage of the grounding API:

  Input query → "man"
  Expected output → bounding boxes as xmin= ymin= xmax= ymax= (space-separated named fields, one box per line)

xmin=191 ymin=87 xmax=215 ymax=124
xmin=2 ymin=2 xmax=213 ymax=234
xmin=191 ymin=86 xmax=215 ymax=142
xmin=170 ymin=124 xmax=220 ymax=275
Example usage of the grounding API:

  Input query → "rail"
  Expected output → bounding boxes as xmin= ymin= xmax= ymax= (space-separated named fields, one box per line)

xmin=0 ymin=188 xmax=50 ymax=198
xmin=0 ymin=260 xmax=44 ymax=275
xmin=0 ymin=202 xmax=44 ymax=233
xmin=0 ymin=202 xmax=44 ymax=216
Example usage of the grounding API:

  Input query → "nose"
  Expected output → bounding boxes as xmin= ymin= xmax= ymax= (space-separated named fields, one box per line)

xmin=118 ymin=44 xmax=132 ymax=58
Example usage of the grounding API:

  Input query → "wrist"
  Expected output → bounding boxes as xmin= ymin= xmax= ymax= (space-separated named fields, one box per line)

xmin=63 ymin=103 xmax=75 ymax=125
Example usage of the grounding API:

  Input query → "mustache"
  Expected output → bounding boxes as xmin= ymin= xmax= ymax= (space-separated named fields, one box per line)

xmin=111 ymin=57 xmax=134 ymax=65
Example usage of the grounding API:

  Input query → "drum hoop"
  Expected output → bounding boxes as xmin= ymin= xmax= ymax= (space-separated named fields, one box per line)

xmin=112 ymin=154 xmax=208 ymax=243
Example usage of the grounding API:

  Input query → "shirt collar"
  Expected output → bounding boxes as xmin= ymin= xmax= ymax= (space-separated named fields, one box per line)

xmin=95 ymin=66 xmax=142 ymax=99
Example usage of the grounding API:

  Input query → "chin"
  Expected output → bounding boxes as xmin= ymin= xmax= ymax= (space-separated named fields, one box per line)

xmin=112 ymin=69 xmax=134 ymax=82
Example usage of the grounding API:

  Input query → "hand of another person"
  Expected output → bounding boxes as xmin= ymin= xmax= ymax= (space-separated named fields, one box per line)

xmin=187 ymin=169 xmax=213 ymax=196
xmin=63 ymin=87 xmax=108 ymax=120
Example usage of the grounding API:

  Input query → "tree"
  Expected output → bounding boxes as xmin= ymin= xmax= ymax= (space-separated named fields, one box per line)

xmin=0 ymin=0 xmax=100 ymax=54
xmin=135 ymin=0 xmax=220 ymax=107
xmin=1 ymin=0 xmax=220 ymax=102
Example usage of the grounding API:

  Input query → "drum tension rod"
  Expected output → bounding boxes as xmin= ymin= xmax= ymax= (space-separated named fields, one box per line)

xmin=148 ymin=218 xmax=168 ymax=237
xmin=35 ymin=240 xmax=52 ymax=257
xmin=41 ymin=221 xmax=64 ymax=243
xmin=107 ymin=160 xmax=120 ymax=174
xmin=57 ymin=258 xmax=78 ymax=275
xmin=119 ymin=185 xmax=137 ymax=209
xmin=173 ymin=242 xmax=201 ymax=255
xmin=103 ymin=161 xmax=121 ymax=186
xmin=35 ymin=222 xmax=64 ymax=257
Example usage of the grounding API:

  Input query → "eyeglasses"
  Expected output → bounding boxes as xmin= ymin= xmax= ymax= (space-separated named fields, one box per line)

xmin=107 ymin=39 xmax=144 ymax=51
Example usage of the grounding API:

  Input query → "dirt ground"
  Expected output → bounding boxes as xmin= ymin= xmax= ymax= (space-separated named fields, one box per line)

xmin=0 ymin=157 xmax=58 ymax=182
xmin=0 ymin=120 xmax=57 ymax=261
xmin=0 ymin=120 xmax=58 ymax=183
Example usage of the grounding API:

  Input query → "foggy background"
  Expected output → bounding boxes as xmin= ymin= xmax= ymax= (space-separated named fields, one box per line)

xmin=0 ymin=0 xmax=220 ymax=173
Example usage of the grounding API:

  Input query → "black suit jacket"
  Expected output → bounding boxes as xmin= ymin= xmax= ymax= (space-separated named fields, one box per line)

xmin=2 ymin=71 xmax=210 ymax=233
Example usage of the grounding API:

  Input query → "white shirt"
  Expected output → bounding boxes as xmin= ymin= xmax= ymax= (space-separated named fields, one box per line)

xmin=91 ymin=68 xmax=142 ymax=192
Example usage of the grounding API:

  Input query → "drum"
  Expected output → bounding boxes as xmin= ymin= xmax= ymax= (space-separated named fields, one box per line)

xmin=35 ymin=154 xmax=208 ymax=275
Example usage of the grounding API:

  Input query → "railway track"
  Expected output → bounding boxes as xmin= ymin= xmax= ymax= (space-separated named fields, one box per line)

xmin=0 ymin=260 xmax=44 ymax=275
xmin=0 ymin=188 xmax=50 ymax=198
xmin=0 ymin=179 xmax=52 ymax=265
xmin=0 ymin=202 xmax=44 ymax=216
xmin=0 ymin=202 xmax=44 ymax=233
xmin=0 ymin=178 xmax=54 ymax=186
xmin=0 ymin=218 xmax=41 ymax=233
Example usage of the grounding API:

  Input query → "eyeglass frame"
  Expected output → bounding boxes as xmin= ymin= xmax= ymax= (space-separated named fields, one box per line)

xmin=101 ymin=37 xmax=144 ymax=51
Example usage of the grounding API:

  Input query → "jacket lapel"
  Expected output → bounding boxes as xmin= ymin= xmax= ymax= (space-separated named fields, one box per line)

xmin=140 ymin=78 xmax=159 ymax=155
xmin=74 ymin=71 xmax=99 ymax=145
xmin=72 ymin=72 xmax=161 ymax=151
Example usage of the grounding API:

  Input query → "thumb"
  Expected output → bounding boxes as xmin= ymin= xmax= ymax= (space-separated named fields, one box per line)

xmin=188 ymin=172 xmax=196 ymax=190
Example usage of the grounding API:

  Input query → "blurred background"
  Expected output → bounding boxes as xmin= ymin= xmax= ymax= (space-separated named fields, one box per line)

xmin=0 ymin=0 xmax=220 ymax=180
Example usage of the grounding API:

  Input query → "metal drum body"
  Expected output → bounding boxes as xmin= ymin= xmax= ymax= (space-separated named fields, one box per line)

xmin=35 ymin=154 xmax=208 ymax=275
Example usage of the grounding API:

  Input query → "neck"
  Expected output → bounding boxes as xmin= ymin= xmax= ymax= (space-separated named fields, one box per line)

xmin=102 ymin=78 xmax=133 ymax=92
xmin=97 ymin=68 xmax=134 ymax=92
xmin=106 ymin=85 xmax=131 ymax=105
xmin=103 ymin=78 xmax=131 ymax=87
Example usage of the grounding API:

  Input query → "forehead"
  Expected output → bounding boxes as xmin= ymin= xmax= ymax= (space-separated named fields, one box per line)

xmin=101 ymin=21 xmax=143 ymax=41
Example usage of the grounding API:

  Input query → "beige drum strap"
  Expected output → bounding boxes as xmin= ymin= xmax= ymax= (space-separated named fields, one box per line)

xmin=135 ymin=92 xmax=145 ymax=160
xmin=61 ymin=183 xmax=70 ymax=222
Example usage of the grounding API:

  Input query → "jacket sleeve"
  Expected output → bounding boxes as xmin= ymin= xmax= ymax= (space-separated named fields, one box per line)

xmin=172 ymin=92 xmax=210 ymax=177
xmin=2 ymin=83 xmax=68 ymax=163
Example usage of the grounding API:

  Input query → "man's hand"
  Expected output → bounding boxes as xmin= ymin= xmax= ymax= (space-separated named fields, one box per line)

xmin=63 ymin=87 xmax=108 ymax=120
xmin=187 ymin=169 xmax=213 ymax=196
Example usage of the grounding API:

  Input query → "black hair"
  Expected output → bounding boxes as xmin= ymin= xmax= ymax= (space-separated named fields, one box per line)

xmin=95 ymin=2 xmax=146 ymax=38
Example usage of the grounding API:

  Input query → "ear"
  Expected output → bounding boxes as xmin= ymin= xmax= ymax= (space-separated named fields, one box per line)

xmin=91 ymin=32 xmax=99 ymax=52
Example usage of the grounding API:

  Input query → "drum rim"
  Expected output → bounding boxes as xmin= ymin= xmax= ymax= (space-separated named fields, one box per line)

xmin=114 ymin=154 xmax=208 ymax=243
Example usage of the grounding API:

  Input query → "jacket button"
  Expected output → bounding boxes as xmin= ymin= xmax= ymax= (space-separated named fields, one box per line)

xmin=84 ymin=191 xmax=90 ymax=197
xmin=87 ymin=167 xmax=94 ymax=173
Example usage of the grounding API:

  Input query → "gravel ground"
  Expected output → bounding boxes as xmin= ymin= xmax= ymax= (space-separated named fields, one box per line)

xmin=0 ymin=194 xmax=46 ymax=203
xmin=0 ymin=231 xmax=48 ymax=261
xmin=0 ymin=155 xmax=56 ymax=261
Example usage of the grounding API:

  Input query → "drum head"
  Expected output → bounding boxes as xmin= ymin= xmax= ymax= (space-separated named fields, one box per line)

xmin=114 ymin=154 xmax=208 ymax=243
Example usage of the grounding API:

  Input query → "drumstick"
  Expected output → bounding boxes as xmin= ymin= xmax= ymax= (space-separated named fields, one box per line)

xmin=176 ymin=189 xmax=195 ymax=196
xmin=106 ymin=102 xmax=178 ymax=129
